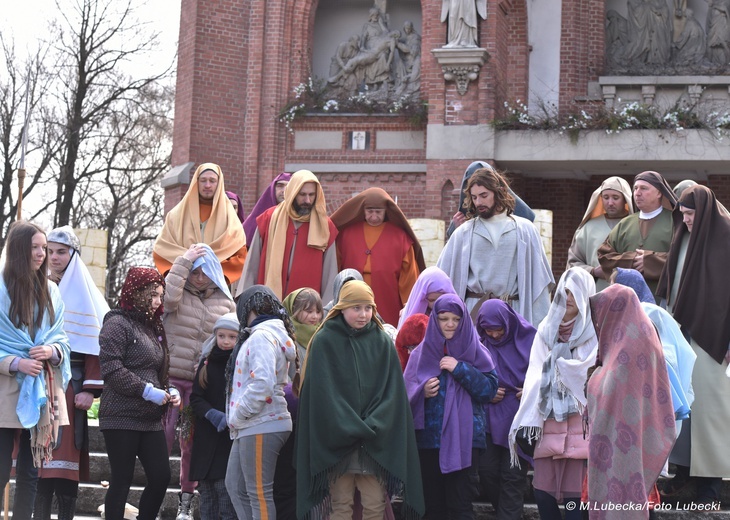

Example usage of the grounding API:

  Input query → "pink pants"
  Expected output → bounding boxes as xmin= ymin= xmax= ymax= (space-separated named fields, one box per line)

xmin=164 ymin=376 xmax=197 ymax=493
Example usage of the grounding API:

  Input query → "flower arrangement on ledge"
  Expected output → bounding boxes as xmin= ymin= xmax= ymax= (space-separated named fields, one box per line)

xmin=492 ymin=99 xmax=730 ymax=143
xmin=278 ymin=78 xmax=429 ymax=133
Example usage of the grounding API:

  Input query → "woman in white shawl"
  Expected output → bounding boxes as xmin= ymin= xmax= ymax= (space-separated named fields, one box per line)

xmin=508 ymin=267 xmax=597 ymax=520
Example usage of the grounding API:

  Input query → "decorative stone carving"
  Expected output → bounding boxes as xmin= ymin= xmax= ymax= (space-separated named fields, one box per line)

xmin=325 ymin=8 xmax=422 ymax=102
xmin=674 ymin=8 xmax=706 ymax=66
xmin=395 ymin=22 xmax=422 ymax=98
xmin=606 ymin=0 xmax=730 ymax=75
xmin=440 ymin=0 xmax=487 ymax=48
xmin=706 ymin=0 xmax=730 ymax=66
xmin=432 ymin=47 xmax=489 ymax=95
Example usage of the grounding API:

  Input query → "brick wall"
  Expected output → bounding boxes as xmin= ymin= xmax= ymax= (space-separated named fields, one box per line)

xmin=559 ymin=0 xmax=605 ymax=113
xmin=318 ymin=173 xmax=427 ymax=217
xmin=168 ymin=0 xmax=730 ymax=285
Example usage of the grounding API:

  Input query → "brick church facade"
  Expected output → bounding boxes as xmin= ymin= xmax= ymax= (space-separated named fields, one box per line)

xmin=166 ymin=0 xmax=730 ymax=279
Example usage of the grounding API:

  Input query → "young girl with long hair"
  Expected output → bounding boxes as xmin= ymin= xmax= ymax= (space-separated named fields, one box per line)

xmin=0 ymin=221 xmax=70 ymax=520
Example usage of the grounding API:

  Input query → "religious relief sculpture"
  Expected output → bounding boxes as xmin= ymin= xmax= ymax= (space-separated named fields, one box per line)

xmin=326 ymin=7 xmax=422 ymax=102
xmin=441 ymin=0 xmax=487 ymax=48
xmin=706 ymin=0 xmax=730 ymax=65
xmin=606 ymin=0 xmax=730 ymax=74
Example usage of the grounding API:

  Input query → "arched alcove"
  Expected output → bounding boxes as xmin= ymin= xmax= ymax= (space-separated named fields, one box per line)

xmin=312 ymin=0 xmax=422 ymax=84
xmin=441 ymin=179 xmax=456 ymax=223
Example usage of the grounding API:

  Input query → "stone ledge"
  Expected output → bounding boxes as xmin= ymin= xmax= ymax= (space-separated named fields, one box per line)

xmin=599 ymin=76 xmax=730 ymax=86
xmin=493 ymin=129 xmax=730 ymax=180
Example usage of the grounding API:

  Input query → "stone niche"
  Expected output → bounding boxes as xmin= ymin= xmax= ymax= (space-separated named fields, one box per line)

xmin=312 ymin=0 xmax=422 ymax=103
xmin=605 ymin=0 xmax=730 ymax=76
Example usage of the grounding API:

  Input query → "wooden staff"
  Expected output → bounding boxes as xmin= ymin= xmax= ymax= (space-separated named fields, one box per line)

xmin=17 ymin=69 xmax=31 ymax=221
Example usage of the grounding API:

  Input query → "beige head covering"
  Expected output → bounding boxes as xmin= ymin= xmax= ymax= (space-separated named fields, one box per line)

xmin=300 ymin=280 xmax=381 ymax=385
xmin=577 ymin=176 xmax=634 ymax=228
xmin=263 ymin=170 xmax=330 ymax=298
xmin=153 ymin=163 xmax=246 ymax=263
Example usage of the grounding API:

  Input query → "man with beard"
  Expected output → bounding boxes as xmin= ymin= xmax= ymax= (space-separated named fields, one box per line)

xmin=437 ymin=167 xmax=554 ymax=326
xmin=237 ymin=170 xmax=338 ymax=302
xmin=566 ymin=176 xmax=634 ymax=291
xmin=597 ymin=170 xmax=677 ymax=298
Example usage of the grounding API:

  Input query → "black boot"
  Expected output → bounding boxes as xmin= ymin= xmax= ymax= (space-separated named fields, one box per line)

xmin=56 ymin=495 xmax=77 ymax=520
xmin=32 ymin=488 xmax=53 ymax=520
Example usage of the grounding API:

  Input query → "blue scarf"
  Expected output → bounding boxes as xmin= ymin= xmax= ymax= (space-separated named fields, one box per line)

xmin=0 ymin=278 xmax=71 ymax=428
xmin=192 ymin=244 xmax=232 ymax=299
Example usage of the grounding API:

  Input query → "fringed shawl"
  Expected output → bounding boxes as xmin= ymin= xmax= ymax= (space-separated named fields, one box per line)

xmin=0 ymin=278 xmax=70 ymax=428
xmin=295 ymin=286 xmax=424 ymax=519
xmin=587 ymin=285 xmax=676 ymax=518
xmin=508 ymin=267 xmax=598 ymax=466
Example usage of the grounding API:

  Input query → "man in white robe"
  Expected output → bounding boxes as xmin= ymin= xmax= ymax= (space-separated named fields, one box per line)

xmin=566 ymin=176 xmax=633 ymax=291
xmin=437 ymin=167 xmax=554 ymax=326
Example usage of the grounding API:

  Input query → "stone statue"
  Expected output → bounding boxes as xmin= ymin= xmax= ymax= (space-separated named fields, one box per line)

xmin=673 ymin=0 xmax=688 ymax=43
xmin=325 ymin=8 xmax=422 ymax=102
xmin=359 ymin=7 xmax=395 ymax=95
xmin=441 ymin=0 xmax=487 ymax=48
xmin=330 ymin=32 xmax=401 ymax=99
xmin=394 ymin=21 xmax=422 ymax=99
xmin=625 ymin=0 xmax=673 ymax=66
xmin=706 ymin=0 xmax=730 ymax=66
xmin=673 ymin=8 xmax=706 ymax=65
xmin=328 ymin=36 xmax=362 ymax=95
xmin=606 ymin=10 xmax=630 ymax=68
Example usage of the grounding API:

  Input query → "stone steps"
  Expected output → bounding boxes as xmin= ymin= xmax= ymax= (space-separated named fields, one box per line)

xmin=5 ymin=421 xmax=730 ymax=519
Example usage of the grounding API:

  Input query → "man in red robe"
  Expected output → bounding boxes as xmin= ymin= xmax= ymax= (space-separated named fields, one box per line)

xmin=237 ymin=170 xmax=338 ymax=301
xmin=330 ymin=188 xmax=425 ymax=326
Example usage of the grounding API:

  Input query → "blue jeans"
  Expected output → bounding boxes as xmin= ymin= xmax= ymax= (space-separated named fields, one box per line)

xmin=226 ymin=431 xmax=290 ymax=520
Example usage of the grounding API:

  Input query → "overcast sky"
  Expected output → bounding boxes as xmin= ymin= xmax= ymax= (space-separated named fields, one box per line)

xmin=1 ymin=0 xmax=181 ymax=75
xmin=1 ymin=0 xmax=181 ymax=222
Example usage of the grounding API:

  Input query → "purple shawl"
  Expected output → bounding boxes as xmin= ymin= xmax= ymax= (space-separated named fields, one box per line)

xmin=476 ymin=300 xmax=535 ymax=452
xmin=225 ymin=191 xmax=246 ymax=223
xmin=242 ymin=172 xmax=292 ymax=245
xmin=398 ymin=266 xmax=457 ymax=328
xmin=405 ymin=294 xmax=495 ymax=473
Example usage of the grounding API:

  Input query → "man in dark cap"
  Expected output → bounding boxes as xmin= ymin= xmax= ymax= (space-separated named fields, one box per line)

xmin=597 ymin=170 xmax=677 ymax=297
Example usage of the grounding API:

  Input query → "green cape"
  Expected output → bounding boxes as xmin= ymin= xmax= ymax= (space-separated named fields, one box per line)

xmin=295 ymin=314 xmax=424 ymax=519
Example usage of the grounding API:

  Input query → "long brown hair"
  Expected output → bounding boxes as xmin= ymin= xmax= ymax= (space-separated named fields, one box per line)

xmin=291 ymin=288 xmax=323 ymax=321
xmin=3 ymin=221 xmax=54 ymax=337
xmin=464 ymin=168 xmax=516 ymax=218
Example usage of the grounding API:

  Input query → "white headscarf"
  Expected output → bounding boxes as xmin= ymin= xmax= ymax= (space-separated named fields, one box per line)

xmin=57 ymin=253 xmax=110 ymax=355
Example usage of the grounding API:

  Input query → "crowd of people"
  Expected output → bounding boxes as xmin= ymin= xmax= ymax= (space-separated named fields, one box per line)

xmin=0 ymin=162 xmax=727 ymax=520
